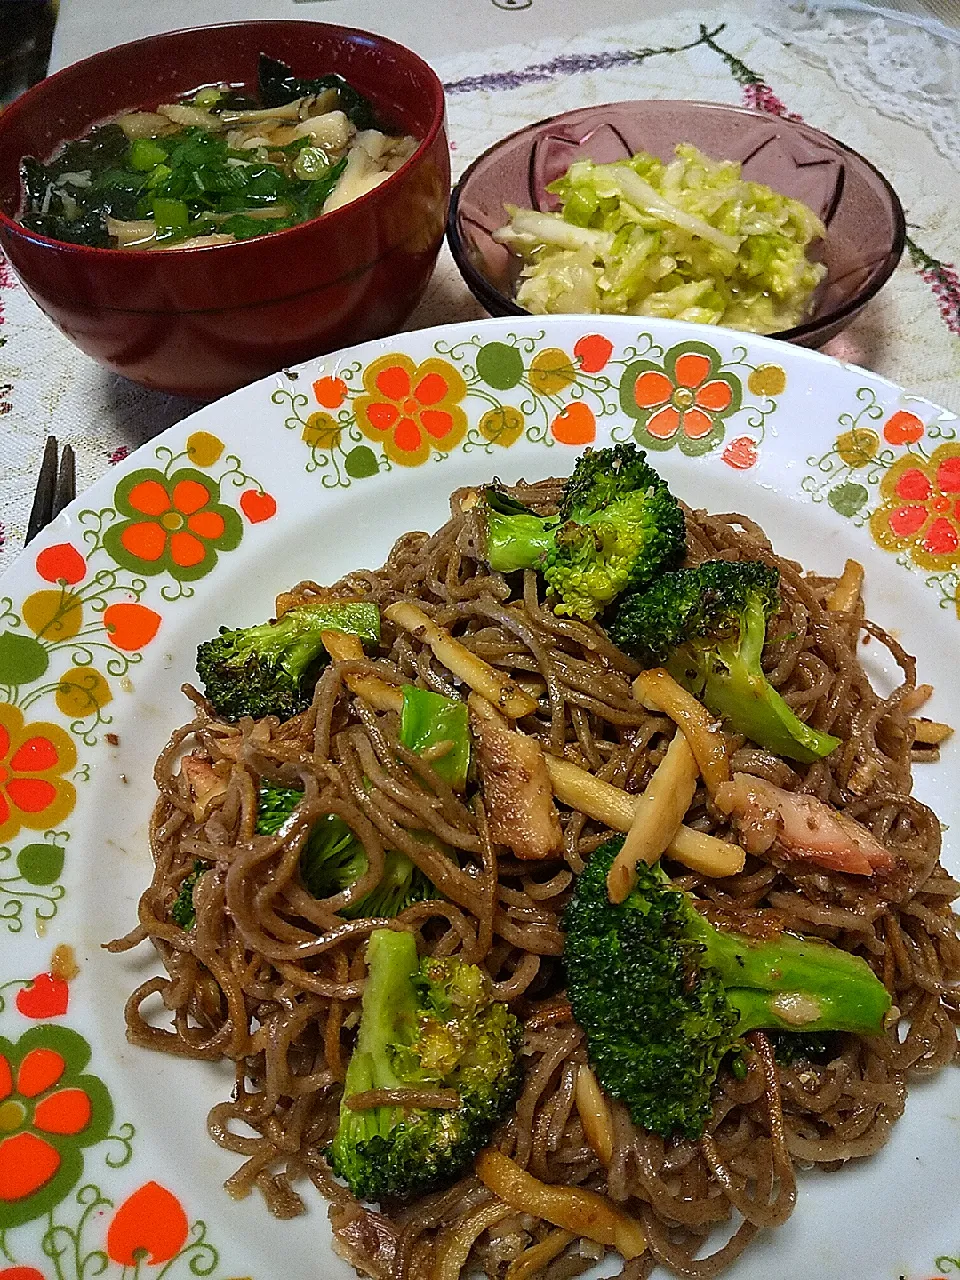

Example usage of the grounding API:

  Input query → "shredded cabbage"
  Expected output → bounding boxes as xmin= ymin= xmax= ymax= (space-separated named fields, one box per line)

xmin=492 ymin=144 xmax=827 ymax=332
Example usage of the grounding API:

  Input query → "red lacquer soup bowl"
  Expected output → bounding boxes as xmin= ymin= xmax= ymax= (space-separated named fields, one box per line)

xmin=0 ymin=21 xmax=450 ymax=399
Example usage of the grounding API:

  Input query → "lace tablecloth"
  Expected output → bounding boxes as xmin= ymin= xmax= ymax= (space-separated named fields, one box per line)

xmin=1 ymin=0 xmax=958 ymax=576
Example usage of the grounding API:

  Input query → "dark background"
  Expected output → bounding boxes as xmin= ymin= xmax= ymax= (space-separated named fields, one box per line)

xmin=1 ymin=1 xmax=56 ymax=105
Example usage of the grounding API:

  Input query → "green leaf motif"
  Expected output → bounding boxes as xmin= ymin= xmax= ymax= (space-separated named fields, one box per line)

xmin=17 ymin=841 xmax=66 ymax=886
xmin=0 ymin=631 xmax=49 ymax=685
xmin=344 ymin=445 xmax=379 ymax=479
xmin=475 ymin=341 xmax=525 ymax=391
xmin=827 ymin=482 xmax=869 ymax=518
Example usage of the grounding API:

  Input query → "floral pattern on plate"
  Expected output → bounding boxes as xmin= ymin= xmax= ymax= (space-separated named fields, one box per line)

xmin=0 ymin=315 xmax=957 ymax=1280
xmin=272 ymin=330 xmax=788 ymax=489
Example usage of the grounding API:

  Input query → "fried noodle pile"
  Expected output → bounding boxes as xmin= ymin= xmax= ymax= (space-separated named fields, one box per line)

xmin=111 ymin=480 xmax=960 ymax=1279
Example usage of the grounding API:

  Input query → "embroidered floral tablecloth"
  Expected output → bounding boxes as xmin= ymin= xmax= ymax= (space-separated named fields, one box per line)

xmin=1 ymin=2 xmax=958 ymax=578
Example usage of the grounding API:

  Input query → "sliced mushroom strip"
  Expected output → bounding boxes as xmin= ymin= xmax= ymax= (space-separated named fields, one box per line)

xmin=320 ymin=629 xmax=404 ymax=714
xmin=385 ymin=602 xmax=538 ymax=718
xmin=633 ymin=668 xmax=730 ymax=795
xmin=475 ymin=1149 xmax=646 ymax=1260
xmin=607 ymin=732 xmax=699 ymax=903
xmin=543 ymin=755 xmax=744 ymax=878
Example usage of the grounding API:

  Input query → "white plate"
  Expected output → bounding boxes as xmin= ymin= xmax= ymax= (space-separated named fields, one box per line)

xmin=1 ymin=316 xmax=958 ymax=1280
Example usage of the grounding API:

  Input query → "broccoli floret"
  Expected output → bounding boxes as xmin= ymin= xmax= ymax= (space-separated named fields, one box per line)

xmin=256 ymin=781 xmax=309 ymax=837
xmin=770 ymin=1029 xmax=839 ymax=1066
xmin=609 ymin=559 xmax=841 ymax=763
xmin=399 ymin=686 xmax=470 ymax=790
xmin=257 ymin=783 xmax=433 ymax=919
xmin=170 ymin=860 xmax=204 ymax=929
xmin=255 ymin=685 xmax=469 ymax=917
xmin=196 ymin=600 xmax=380 ymax=722
xmin=328 ymin=928 xmax=522 ymax=1200
xmin=483 ymin=443 xmax=685 ymax=621
xmin=563 ymin=839 xmax=892 ymax=1140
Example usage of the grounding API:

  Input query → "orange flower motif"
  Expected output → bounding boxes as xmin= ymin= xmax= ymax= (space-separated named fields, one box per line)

xmin=107 ymin=1182 xmax=189 ymax=1266
xmin=101 ymin=602 xmax=161 ymax=652
xmin=0 ymin=1026 xmax=112 ymax=1229
xmin=550 ymin=403 xmax=596 ymax=445
xmin=620 ymin=341 xmax=741 ymax=456
xmin=103 ymin=468 xmax=242 ymax=582
xmin=15 ymin=974 xmax=69 ymax=1021
xmin=573 ymin=334 xmax=613 ymax=374
xmin=313 ymin=375 xmax=348 ymax=409
xmin=722 ymin=436 xmax=759 ymax=470
xmin=35 ymin=544 xmax=85 ymax=586
xmin=239 ymin=489 xmax=277 ymax=524
xmin=882 ymin=409 xmax=925 ymax=446
xmin=0 ymin=704 xmax=75 ymax=843
xmin=355 ymin=355 xmax=467 ymax=466
xmin=870 ymin=443 xmax=960 ymax=571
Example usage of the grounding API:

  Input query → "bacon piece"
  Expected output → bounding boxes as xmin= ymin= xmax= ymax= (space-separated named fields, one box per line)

xmin=714 ymin=772 xmax=894 ymax=876
xmin=469 ymin=694 xmax=563 ymax=861
xmin=329 ymin=1201 xmax=399 ymax=1280
xmin=181 ymin=754 xmax=228 ymax=820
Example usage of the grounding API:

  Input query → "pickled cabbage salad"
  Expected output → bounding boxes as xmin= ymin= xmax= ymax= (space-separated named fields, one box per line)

xmin=492 ymin=144 xmax=827 ymax=332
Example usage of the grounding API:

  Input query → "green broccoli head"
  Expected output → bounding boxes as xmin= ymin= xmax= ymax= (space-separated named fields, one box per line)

xmin=196 ymin=600 xmax=380 ymax=722
xmin=609 ymin=559 xmax=840 ymax=763
xmin=482 ymin=488 xmax=559 ymax=575
xmin=549 ymin=443 xmax=686 ymax=619
xmin=564 ymin=840 xmax=737 ymax=1139
xmin=610 ymin=558 xmax=780 ymax=667
xmin=256 ymin=783 xmax=433 ymax=920
xmin=328 ymin=929 xmax=522 ymax=1201
xmin=556 ymin=442 xmax=671 ymax=523
xmin=563 ymin=839 xmax=891 ymax=1140
xmin=482 ymin=444 xmax=685 ymax=621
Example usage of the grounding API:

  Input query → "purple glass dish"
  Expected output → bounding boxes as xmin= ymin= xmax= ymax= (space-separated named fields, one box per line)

xmin=446 ymin=100 xmax=906 ymax=348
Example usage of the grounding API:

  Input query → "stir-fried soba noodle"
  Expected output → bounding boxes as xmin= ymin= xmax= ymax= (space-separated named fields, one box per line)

xmin=112 ymin=476 xmax=960 ymax=1279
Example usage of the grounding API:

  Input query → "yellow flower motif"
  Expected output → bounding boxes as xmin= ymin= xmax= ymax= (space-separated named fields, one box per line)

xmin=185 ymin=431 xmax=225 ymax=468
xmin=870 ymin=443 xmax=960 ymax=571
xmin=747 ymin=364 xmax=787 ymax=397
xmin=835 ymin=428 xmax=880 ymax=468
xmin=0 ymin=703 xmax=76 ymax=842
xmin=528 ymin=348 xmax=576 ymax=396
xmin=354 ymin=354 xmax=467 ymax=467
xmin=478 ymin=406 xmax=524 ymax=448
xmin=302 ymin=412 xmax=341 ymax=451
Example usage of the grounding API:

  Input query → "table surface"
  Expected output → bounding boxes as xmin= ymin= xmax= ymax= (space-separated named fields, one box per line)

xmin=1 ymin=0 xmax=959 ymax=576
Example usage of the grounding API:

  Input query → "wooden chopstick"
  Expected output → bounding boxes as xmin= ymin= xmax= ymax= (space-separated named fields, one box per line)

xmin=25 ymin=437 xmax=77 ymax=544
xmin=52 ymin=444 xmax=76 ymax=521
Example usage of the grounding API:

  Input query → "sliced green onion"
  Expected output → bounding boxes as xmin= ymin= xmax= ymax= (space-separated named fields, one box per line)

xmin=152 ymin=197 xmax=189 ymax=230
xmin=292 ymin=146 xmax=331 ymax=181
xmin=193 ymin=86 xmax=224 ymax=109
xmin=129 ymin=138 xmax=168 ymax=172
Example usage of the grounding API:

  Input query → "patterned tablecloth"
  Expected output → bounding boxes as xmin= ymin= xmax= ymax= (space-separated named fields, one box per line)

xmin=1 ymin=0 xmax=958 ymax=577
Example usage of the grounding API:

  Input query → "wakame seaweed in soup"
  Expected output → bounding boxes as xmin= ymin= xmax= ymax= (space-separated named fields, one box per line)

xmin=18 ymin=55 xmax=418 ymax=250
